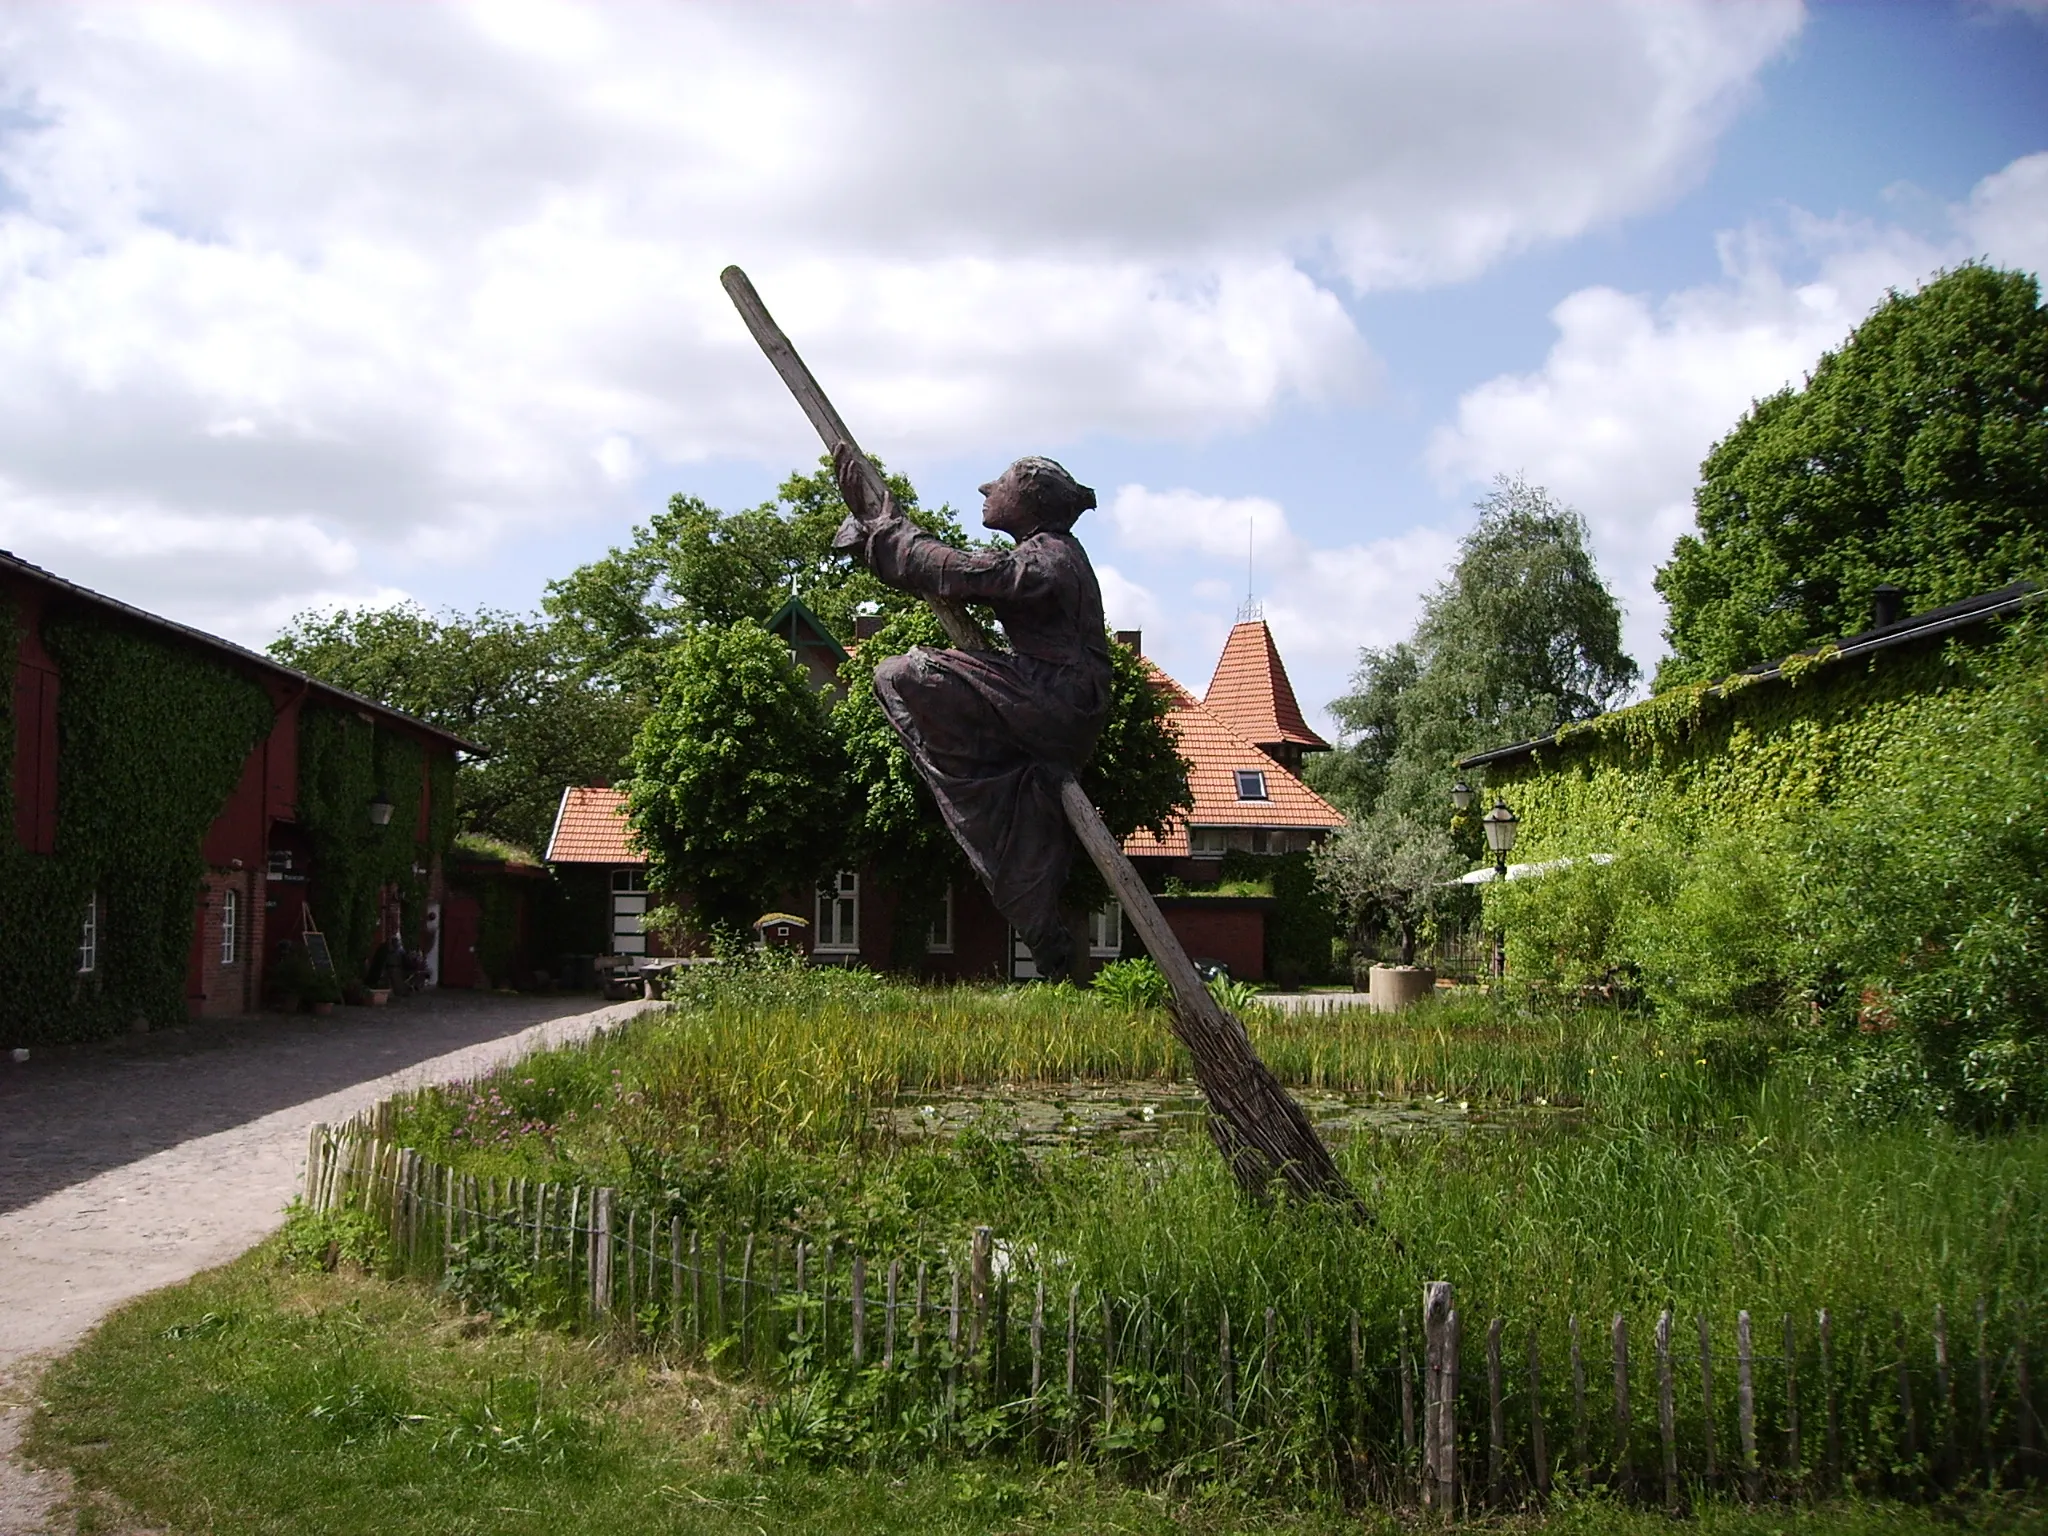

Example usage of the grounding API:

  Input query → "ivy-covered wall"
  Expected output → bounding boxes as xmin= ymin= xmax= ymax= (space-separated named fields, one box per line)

xmin=1482 ymin=626 xmax=2028 ymax=862
xmin=1 ymin=612 xmax=274 ymax=1045
xmin=298 ymin=703 xmax=451 ymax=982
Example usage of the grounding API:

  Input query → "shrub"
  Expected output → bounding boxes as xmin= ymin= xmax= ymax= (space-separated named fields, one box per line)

xmin=1089 ymin=957 xmax=1168 ymax=1011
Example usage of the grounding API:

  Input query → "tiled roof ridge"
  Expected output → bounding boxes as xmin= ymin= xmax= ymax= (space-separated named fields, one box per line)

xmin=1203 ymin=619 xmax=1328 ymax=750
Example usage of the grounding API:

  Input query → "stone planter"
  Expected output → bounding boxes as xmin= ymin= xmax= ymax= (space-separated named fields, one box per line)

xmin=1367 ymin=963 xmax=1436 ymax=1012
xmin=366 ymin=988 xmax=393 ymax=1006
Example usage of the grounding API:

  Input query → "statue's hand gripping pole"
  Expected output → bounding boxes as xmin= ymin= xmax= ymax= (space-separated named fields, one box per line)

xmin=719 ymin=265 xmax=1373 ymax=1222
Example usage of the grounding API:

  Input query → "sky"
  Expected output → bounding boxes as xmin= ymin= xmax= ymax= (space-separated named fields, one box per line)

xmin=0 ymin=1 xmax=2044 ymax=736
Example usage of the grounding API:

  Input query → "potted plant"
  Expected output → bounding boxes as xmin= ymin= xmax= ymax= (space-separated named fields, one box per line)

xmin=305 ymin=966 xmax=344 ymax=1016
xmin=362 ymin=940 xmax=397 ymax=1006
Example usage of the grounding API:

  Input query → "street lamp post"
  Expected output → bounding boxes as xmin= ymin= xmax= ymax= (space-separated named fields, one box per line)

xmin=1481 ymin=797 xmax=1518 ymax=979
xmin=368 ymin=792 xmax=394 ymax=828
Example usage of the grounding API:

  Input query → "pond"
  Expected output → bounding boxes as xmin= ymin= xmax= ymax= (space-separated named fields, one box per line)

xmin=871 ymin=1079 xmax=1572 ymax=1153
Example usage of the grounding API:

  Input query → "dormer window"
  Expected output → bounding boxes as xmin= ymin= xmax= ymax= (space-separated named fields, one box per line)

xmin=1234 ymin=769 xmax=1269 ymax=801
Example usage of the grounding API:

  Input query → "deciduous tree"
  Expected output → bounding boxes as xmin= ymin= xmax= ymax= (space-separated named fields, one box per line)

xmin=1310 ymin=475 xmax=1636 ymax=827
xmin=626 ymin=619 xmax=845 ymax=937
xmin=545 ymin=455 xmax=971 ymax=697
xmin=1656 ymin=263 xmax=2048 ymax=687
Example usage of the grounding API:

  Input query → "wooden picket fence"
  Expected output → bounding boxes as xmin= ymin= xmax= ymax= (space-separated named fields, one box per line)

xmin=305 ymin=1118 xmax=2043 ymax=1510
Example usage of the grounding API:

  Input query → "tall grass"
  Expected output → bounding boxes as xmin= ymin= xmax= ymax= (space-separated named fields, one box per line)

xmin=380 ymin=956 xmax=2044 ymax=1331
xmin=393 ymin=957 xmax=1720 ymax=1164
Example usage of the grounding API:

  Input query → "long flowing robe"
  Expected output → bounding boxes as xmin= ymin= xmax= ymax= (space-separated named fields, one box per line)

xmin=834 ymin=514 xmax=1112 ymax=966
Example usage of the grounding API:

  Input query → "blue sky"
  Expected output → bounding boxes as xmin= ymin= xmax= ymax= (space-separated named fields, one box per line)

xmin=1 ymin=2 xmax=2043 ymax=732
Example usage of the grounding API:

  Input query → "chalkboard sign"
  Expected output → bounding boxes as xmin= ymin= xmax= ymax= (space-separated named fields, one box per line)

xmin=304 ymin=932 xmax=335 ymax=975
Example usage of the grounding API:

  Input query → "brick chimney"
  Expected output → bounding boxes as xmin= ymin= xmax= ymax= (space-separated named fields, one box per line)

xmin=854 ymin=614 xmax=886 ymax=640
xmin=1115 ymin=629 xmax=1142 ymax=654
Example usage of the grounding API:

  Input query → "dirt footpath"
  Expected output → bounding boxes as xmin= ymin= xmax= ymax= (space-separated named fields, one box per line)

xmin=0 ymin=991 xmax=657 ymax=1533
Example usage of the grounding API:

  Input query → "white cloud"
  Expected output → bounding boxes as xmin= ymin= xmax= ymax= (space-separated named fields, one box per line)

xmin=0 ymin=0 xmax=1799 ymax=629
xmin=1105 ymin=484 xmax=1457 ymax=726
xmin=1427 ymin=150 xmax=2048 ymax=675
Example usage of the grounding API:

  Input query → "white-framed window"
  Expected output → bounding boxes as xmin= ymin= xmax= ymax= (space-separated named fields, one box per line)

xmin=1234 ymin=768 xmax=1269 ymax=801
xmin=926 ymin=884 xmax=954 ymax=954
xmin=220 ymin=887 xmax=238 ymax=966
xmin=611 ymin=865 xmax=648 ymax=893
xmin=1009 ymin=927 xmax=1040 ymax=982
xmin=815 ymin=870 xmax=860 ymax=952
xmin=78 ymin=893 xmax=98 ymax=974
xmin=1192 ymin=826 xmax=1288 ymax=858
xmin=1088 ymin=900 xmax=1122 ymax=958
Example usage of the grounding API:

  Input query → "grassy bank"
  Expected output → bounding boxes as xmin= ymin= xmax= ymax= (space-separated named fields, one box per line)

xmin=378 ymin=963 xmax=2043 ymax=1328
xmin=26 ymin=1244 xmax=2042 ymax=1536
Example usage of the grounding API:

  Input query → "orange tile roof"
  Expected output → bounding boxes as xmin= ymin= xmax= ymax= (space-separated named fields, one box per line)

xmin=1123 ymin=661 xmax=1345 ymax=859
xmin=545 ymin=785 xmax=643 ymax=864
xmin=1202 ymin=620 xmax=1329 ymax=752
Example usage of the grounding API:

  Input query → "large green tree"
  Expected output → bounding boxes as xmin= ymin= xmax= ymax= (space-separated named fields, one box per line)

xmin=545 ymin=455 xmax=972 ymax=698
xmin=626 ymin=619 xmax=846 ymax=936
xmin=1309 ymin=475 xmax=1638 ymax=828
xmin=1656 ymin=263 xmax=2048 ymax=687
xmin=269 ymin=604 xmax=639 ymax=852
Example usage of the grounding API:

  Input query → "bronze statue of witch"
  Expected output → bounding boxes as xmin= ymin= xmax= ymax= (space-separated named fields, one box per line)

xmin=831 ymin=443 xmax=1110 ymax=982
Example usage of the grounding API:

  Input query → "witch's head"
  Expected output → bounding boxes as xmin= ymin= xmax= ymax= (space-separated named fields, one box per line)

xmin=979 ymin=456 xmax=1096 ymax=538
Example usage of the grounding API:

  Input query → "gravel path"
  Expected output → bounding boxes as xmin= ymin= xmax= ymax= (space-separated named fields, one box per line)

xmin=0 ymin=991 xmax=657 ymax=1533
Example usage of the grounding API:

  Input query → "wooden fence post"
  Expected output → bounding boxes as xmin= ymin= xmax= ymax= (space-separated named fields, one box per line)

xmin=1569 ymin=1314 xmax=1588 ymax=1480
xmin=1030 ymin=1277 xmax=1045 ymax=1399
xmin=1657 ymin=1311 xmax=1678 ymax=1513
xmin=851 ymin=1253 xmax=867 ymax=1366
xmin=1784 ymin=1313 xmax=1800 ymax=1480
xmin=1528 ymin=1325 xmax=1550 ymax=1495
xmin=916 ymin=1262 xmax=931 ymax=1364
xmin=590 ymin=1188 xmax=613 ymax=1321
xmin=1737 ymin=1310 xmax=1759 ymax=1502
xmin=688 ymin=1231 xmax=701 ymax=1350
xmin=970 ymin=1226 xmax=992 ymax=1364
xmin=885 ymin=1259 xmax=901 ymax=1372
xmin=1487 ymin=1318 xmax=1506 ymax=1504
xmin=1102 ymin=1295 xmax=1117 ymax=1428
xmin=1699 ymin=1313 xmax=1719 ymax=1489
xmin=1820 ymin=1308 xmax=1840 ymax=1489
xmin=740 ymin=1235 xmax=756 ymax=1366
xmin=1934 ymin=1303 xmax=1954 ymax=1484
xmin=1423 ymin=1281 xmax=1455 ymax=1513
xmin=1611 ymin=1314 xmax=1632 ymax=1498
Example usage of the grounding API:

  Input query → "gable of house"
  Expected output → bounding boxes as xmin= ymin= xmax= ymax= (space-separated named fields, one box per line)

xmin=1123 ymin=653 xmax=1344 ymax=862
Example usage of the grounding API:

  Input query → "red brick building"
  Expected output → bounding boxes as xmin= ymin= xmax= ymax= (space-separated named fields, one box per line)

xmin=545 ymin=623 xmax=1344 ymax=984
xmin=4 ymin=550 xmax=474 ymax=1040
